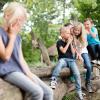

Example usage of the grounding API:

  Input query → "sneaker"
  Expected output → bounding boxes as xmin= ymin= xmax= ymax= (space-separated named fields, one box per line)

xmin=85 ymin=81 xmax=93 ymax=93
xmin=97 ymin=60 xmax=100 ymax=65
xmin=77 ymin=92 xmax=84 ymax=100
xmin=91 ymin=60 xmax=98 ymax=64
xmin=50 ymin=80 xmax=57 ymax=89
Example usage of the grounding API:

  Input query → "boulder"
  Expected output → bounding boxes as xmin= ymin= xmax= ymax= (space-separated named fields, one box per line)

xmin=0 ymin=78 xmax=22 ymax=100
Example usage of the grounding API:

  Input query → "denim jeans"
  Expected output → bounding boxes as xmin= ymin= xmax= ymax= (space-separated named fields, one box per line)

xmin=87 ymin=44 xmax=100 ymax=60
xmin=52 ymin=58 xmax=82 ymax=93
xmin=4 ymin=72 xmax=53 ymax=100
xmin=81 ymin=53 xmax=92 ymax=82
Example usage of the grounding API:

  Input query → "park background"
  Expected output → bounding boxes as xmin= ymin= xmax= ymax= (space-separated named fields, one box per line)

xmin=0 ymin=0 xmax=100 ymax=65
xmin=0 ymin=0 xmax=100 ymax=100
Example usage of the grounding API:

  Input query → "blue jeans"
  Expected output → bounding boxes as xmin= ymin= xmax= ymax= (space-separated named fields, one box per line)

xmin=81 ymin=53 xmax=92 ymax=82
xmin=87 ymin=44 xmax=100 ymax=60
xmin=52 ymin=58 xmax=82 ymax=93
xmin=4 ymin=72 xmax=53 ymax=100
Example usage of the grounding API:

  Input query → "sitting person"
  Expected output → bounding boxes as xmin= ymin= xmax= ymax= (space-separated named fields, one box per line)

xmin=84 ymin=18 xmax=100 ymax=65
xmin=50 ymin=26 xmax=84 ymax=100
xmin=73 ymin=22 xmax=93 ymax=92
xmin=0 ymin=2 xmax=53 ymax=100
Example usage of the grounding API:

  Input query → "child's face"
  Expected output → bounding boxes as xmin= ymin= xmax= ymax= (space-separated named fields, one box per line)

xmin=11 ymin=17 xmax=26 ymax=33
xmin=61 ymin=28 xmax=71 ymax=40
xmin=74 ymin=27 xmax=81 ymax=36
xmin=5 ymin=14 xmax=26 ymax=31
xmin=84 ymin=20 xmax=92 ymax=29
xmin=70 ymin=27 xmax=74 ymax=35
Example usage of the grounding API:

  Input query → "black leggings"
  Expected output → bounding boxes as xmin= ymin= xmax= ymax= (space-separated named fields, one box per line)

xmin=87 ymin=44 xmax=100 ymax=60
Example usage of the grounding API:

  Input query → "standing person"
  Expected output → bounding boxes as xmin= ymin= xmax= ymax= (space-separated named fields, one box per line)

xmin=50 ymin=26 xmax=84 ymax=100
xmin=0 ymin=2 xmax=53 ymax=100
xmin=73 ymin=22 xmax=93 ymax=92
xmin=84 ymin=18 xmax=100 ymax=65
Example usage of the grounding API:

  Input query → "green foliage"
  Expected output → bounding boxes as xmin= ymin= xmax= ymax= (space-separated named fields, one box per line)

xmin=24 ymin=0 xmax=58 ymax=40
xmin=63 ymin=92 xmax=77 ymax=100
xmin=21 ymin=33 xmax=41 ymax=64
xmin=45 ymin=32 xmax=58 ymax=47
xmin=0 ymin=0 xmax=84 ymax=64
xmin=44 ymin=24 xmax=62 ymax=47
xmin=0 ymin=17 xmax=3 ymax=25
xmin=72 ymin=0 xmax=100 ymax=35
xmin=72 ymin=0 xmax=97 ymax=19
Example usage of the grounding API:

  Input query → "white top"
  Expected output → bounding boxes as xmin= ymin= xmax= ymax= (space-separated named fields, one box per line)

xmin=81 ymin=47 xmax=88 ymax=54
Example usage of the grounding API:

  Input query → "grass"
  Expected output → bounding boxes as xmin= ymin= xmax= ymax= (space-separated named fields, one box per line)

xmin=63 ymin=92 xmax=78 ymax=100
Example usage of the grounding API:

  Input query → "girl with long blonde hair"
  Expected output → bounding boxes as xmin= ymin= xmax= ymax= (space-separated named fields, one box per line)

xmin=73 ymin=22 xmax=93 ymax=93
xmin=0 ymin=2 xmax=53 ymax=100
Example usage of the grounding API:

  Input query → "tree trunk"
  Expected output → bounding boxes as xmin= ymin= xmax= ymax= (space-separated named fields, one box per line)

xmin=37 ymin=38 xmax=51 ymax=66
xmin=30 ymin=31 xmax=51 ymax=66
xmin=30 ymin=31 xmax=38 ymax=48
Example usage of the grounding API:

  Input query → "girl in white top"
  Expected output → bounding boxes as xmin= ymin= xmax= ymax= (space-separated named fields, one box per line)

xmin=72 ymin=22 xmax=93 ymax=93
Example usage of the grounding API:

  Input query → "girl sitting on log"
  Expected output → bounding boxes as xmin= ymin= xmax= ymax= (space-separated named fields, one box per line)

xmin=73 ymin=22 xmax=93 ymax=93
xmin=0 ymin=2 xmax=53 ymax=100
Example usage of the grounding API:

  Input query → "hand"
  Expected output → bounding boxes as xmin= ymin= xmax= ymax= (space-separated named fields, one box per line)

xmin=68 ymin=36 xmax=73 ymax=44
xmin=26 ymin=72 xmax=34 ymax=80
xmin=76 ymin=53 xmax=83 ymax=62
xmin=8 ymin=19 xmax=20 ymax=39
xmin=85 ymin=28 xmax=91 ymax=34
xmin=26 ymin=72 xmax=38 ymax=83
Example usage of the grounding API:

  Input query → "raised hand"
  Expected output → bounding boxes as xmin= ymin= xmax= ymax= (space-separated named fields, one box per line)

xmin=8 ymin=19 xmax=20 ymax=39
xmin=68 ymin=35 xmax=73 ymax=44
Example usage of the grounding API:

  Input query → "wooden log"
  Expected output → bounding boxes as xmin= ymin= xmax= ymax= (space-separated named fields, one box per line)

xmin=0 ymin=63 xmax=86 ymax=100
xmin=0 ymin=78 xmax=23 ymax=100
xmin=44 ymin=78 xmax=68 ymax=100
xmin=24 ymin=78 xmax=68 ymax=100
xmin=30 ymin=66 xmax=86 ymax=78
xmin=92 ymin=79 xmax=100 ymax=92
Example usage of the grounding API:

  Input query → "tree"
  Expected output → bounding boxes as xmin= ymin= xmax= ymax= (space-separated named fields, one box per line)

xmin=72 ymin=0 xmax=100 ymax=33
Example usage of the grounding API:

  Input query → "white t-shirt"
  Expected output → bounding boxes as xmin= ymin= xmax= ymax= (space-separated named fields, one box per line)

xmin=81 ymin=47 xmax=88 ymax=54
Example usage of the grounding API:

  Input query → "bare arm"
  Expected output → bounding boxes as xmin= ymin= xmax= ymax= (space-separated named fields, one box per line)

xmin=59 ymin=36 xmax=73 ymax=54
xmin=0 ymin=21 xmax=21 ymax=61
xmin=87 ymin=28 xmax=97 ymax=38
xmin=0 ymin=34 xmax=16 ymax=61
xmin=59 ymin=42 xmax=70 ymax=54
xmin=19 ymin=44 xmax=34 ymax=79
xmin=90 ymin=31 xmax=96 ymax=38
xmin=70 ymin=43 xmax=75 ymax=54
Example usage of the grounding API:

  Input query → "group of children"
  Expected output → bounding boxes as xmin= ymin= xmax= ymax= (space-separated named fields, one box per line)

xmin=50 ymin=19 xmax=100 ymax=100
xmin=0 ymin=2 xmax=100 ymax=100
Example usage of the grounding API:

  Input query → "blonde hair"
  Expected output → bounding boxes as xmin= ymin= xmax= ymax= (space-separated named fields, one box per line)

xmin=3 ymin=2 xmax=27 ymax=25
xmin=73 ymin=22 xmax=87 ymax=47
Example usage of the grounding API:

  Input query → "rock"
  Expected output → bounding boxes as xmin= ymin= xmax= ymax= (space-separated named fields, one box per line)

xmin=0 ymin=78 xmax=23 ymax=100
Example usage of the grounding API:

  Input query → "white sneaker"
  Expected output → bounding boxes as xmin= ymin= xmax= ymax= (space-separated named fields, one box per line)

xmin=91 ymin=60 xmax=98 ymax=64
xmin=50 ymin=80 xmax=57 ymax=89
xmin=77 ymin=93 xmax=84 ymax=100
xmin=97 ymin=60 xmax=100 ymax=65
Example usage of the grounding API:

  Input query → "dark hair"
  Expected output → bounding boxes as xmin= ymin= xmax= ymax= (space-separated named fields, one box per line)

xmin=64 ymin=23 xmax=72 ymax=27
